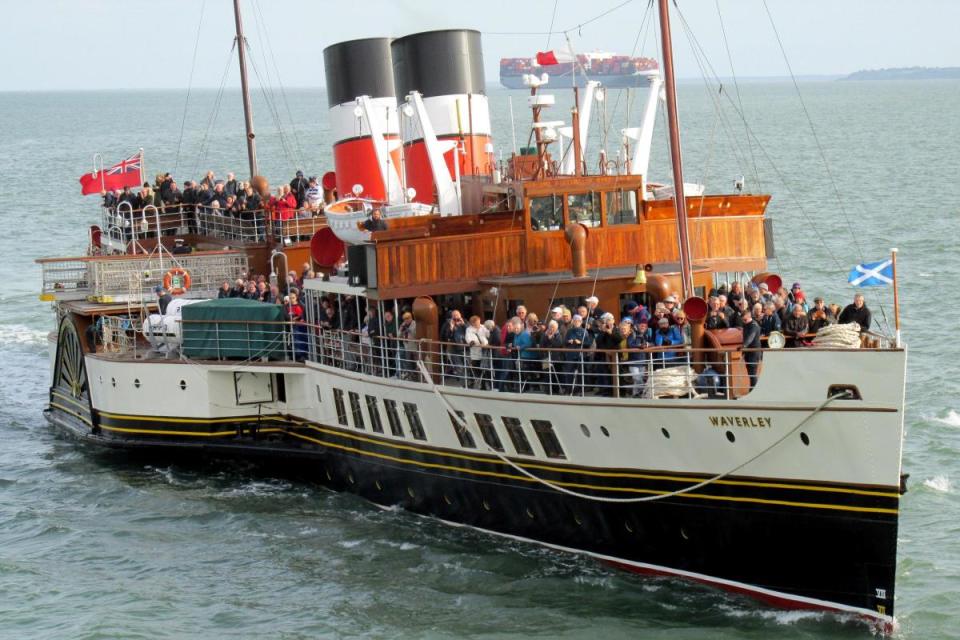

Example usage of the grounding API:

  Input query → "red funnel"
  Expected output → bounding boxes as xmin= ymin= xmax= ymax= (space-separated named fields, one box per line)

xmin=310 ymin=227 xmax=345 ymax=268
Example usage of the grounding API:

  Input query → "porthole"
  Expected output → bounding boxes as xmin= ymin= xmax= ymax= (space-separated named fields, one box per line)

xmin=526 ymin=508 xmax=535 ymax=520
xmin=375 ymin=480 xmax=382 ymax=490
xmin=482 ymin=499 xmax=491 ymax=511
xmin=680 ymin=527 xmax=689 ymax=540
xmin=133 ymin=378 xmax=141 ymax=389
xmin=98 ymin=376 xmax=102 ymax=384
xmin=443 ymin=494 xmax=453 ymax=505
xmin=661 ymin=427 xmax=670 ymax=439
xmin=573 ymin=514 xmax=583 ymax=526
xmin=624 ymin=521 xmax=634 ymax=533
xmin=725 ymin=430 xmax=735 ymax=443
xmin=347 ymin=472 xmax=354 ymax=484
xmin=580 ymin=424 xmax=591 ymax=438
xmin=179 ymin=380 xmax=187 ymax=390
xmin=800 ymin=432 xmax=810 ymax=446
xmin=111 ymin=377 xmax=116 ymax=387
xmin=407 ymin=487 xmax=416 ymax=498
xmin=600 ymin=426 xmax=610 ymax=437
xmin=325 ymin=468 xmax=332 ymax=481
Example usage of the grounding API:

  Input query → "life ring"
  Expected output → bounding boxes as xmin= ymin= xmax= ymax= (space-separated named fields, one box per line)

xmin=163 ymin=268 xmax=192 ymax=296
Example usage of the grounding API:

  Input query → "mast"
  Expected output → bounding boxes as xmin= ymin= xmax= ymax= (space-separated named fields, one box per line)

xmin=657 ymin=0 xmax=694 ymax=299
xmin=233 ymin=0 xmax=258 ymax=177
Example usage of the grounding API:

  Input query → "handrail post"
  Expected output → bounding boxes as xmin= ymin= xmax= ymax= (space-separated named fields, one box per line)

xmin=613 ymin=352 xmax=620 ymax=398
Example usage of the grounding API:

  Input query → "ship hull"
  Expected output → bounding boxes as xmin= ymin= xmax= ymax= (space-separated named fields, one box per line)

xmin=45 ymin=404 xmax=898 ymax=627
xmin=500 ymin=73 xmax=655 ymax=89
xmin=45 ymin=316 xmax=903 ymax=630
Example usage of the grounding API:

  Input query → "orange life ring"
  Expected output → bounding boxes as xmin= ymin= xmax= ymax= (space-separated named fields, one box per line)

xmin=163 ymin=268 xmax=192 ymax=296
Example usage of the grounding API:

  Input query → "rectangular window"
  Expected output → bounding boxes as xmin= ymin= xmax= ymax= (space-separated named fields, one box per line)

xmin=384 ymin=398 xmax=404 ymax=437
xmin=606 ymin=189 xmax=638 ymax=225
xmin=567 ymin=192 xmax=600 ymax=227
xmin=448 ymin=411 xmax=475 ymax=448
xmin=365 ymin=395 xmax=384 ymax=433
xmin=529 ymin=195 xmax=562 ymax=231
xmin=531 ymin=419 xmax=566 ymax=459
xmin=502 ymin=417 xmax=533 ymax=455
xmin=348 ymin=391 xmax=364 ymax=429
xmin=332 ymin=388 xmax=348 ymax=426
xmin=404 ymin=402 xmax=427 ymax=440
xmin=474 ymin=413 xmax=504 ymax=452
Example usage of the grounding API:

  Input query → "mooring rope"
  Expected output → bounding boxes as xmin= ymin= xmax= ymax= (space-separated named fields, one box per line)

xmin=418 ymin=360 xmax=845 ymax=504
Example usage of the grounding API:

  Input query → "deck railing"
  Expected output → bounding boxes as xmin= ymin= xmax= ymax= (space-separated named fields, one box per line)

xmin=100 ymin=204 xmax=324 ymax=248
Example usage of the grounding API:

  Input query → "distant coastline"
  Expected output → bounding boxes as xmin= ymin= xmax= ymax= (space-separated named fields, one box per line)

xmin=842 ymin=66 xmax=960 ymax=81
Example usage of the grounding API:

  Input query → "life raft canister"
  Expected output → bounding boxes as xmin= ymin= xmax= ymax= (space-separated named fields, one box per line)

xmin=163 ymin=267 xmax=192 ymax=296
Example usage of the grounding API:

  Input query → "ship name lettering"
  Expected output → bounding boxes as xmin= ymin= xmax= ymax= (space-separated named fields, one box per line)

xmin=708 ymin=415 xmax=772 ymax=428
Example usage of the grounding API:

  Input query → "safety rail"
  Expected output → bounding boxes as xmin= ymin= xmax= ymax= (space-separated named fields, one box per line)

xmin=99 ymin=204 xmax=326 ymax=246
xmin=309 ymin=329 xmax=747 ymax=399
xmin=38 ymin=250 xmax=249 ymax=303
xmin=195 ymin=210 xmax=267 ymax=243
xmin=37 ymin=258 xmax=91 ymax=301
xmin=165 ymin=320 xmax=761 ymax=400
xmin=272 ymin=215 xmax=328 ymax=245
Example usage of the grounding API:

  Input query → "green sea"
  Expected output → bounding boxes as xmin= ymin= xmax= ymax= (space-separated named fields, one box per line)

xmin=1 ymin=79 xmax=958 ymax=638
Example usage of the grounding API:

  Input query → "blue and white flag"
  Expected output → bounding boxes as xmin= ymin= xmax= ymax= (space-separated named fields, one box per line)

xmin=848 ymin=259 xmax=894 ymax=287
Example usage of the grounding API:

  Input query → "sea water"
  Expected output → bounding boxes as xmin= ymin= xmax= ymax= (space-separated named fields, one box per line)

xmin=1 ymin=80 xmax=959 ymax=638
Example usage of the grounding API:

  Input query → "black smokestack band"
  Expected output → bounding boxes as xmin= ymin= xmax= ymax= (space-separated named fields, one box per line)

xmin=323 ymin=37 xmax=396 ymax=108
xmin=391 ymin=29 xmax=485 ymax=99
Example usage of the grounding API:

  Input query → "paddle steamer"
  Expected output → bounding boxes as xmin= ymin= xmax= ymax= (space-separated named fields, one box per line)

xmin=39 ymin=1 xmax=907 ymax=631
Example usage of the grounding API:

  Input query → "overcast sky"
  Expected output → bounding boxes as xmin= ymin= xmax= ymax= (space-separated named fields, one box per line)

xmin=1 ymin=0 xmax=957 ymax=91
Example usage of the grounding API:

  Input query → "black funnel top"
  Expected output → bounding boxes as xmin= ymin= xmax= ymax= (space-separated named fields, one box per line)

xmin=391 ymin=29 xmax=485 ymax=99
xmin=323 ymin=37 xmax=396 ymax=108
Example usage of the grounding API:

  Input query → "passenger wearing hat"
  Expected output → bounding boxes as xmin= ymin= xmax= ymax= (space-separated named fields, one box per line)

xmin=585 ymin=295 xmax=605 ymax=325
xmin=305 ymin=176 xmax=323 ymax=212
xmin=171 ymin=238 xmax=192 ymax=255
xmin=757 ymin=282 xmax=773 ymax=304
xmin=653 ymin=316 xmax=683 ymax=367
xmin=154 ymin=285 xmax=172 ymax=315
xmin=662 ymin=295 xmax=679 ymax=317
xmin=290 ymin=170 xmax=309 ymax=209
xmin=807 ymin=297 xmax=835 ymax=334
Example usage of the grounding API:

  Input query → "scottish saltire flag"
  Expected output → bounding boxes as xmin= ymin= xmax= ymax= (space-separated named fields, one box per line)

xmin=848 ymin=259 xmax=894 ymax=287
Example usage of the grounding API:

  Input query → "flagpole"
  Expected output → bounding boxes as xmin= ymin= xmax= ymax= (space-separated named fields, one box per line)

xmin=139 ymin=148 xmax=145 ymax=188
xmin=891 ymin=247 xmax=901 ymax=347
xmin=93 ymin=153 xmax=104 ymax=193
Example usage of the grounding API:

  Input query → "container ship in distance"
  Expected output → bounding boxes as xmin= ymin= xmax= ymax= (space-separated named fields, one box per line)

xmin=500 ymin=52 xmax=659 ymax=89
xmin=39 ymin=2 xmax=906 ymax=635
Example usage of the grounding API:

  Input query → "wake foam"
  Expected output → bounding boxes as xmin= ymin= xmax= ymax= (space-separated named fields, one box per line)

xmin=0 ymin=324 xmax=48 ymax=346
xmin=923 ymin=475 xmax=951 ymax=493
xmin=932 ymin=410 xmax=960 ymax=427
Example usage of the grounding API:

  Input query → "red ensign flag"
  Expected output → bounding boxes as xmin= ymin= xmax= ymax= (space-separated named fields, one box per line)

xmin=79 ymin=151 xmax=143 ymax=195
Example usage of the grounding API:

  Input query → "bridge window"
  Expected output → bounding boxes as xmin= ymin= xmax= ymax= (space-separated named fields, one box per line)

xmin=365 ymin=395 xmax=384 ymax=433
xmin=384 ymin=398 xmax=404 ymax=436
xmin=404 ymin=402 xmax=427 ymax=440
xmin=348 ymin=391 xmax=364 ymax=430
xmin=531 ymin=419 xmax=566 ymax=459
xmin=448 ymin=411 xmax=476 ymax=448
xmin=607 ymin=189 xmax=638 ymax=225
xmin=333 ymin=388 xmax=348 ymax=426
xmin=502 ymin=417 xmax=534 ymax=455
xmin=474 ymin=413 xmax=504 ymax=451
xmin=530 ymin=195 xmax=562 ymax=231
xmin=567 ymin=192 xmax=600 ymax=227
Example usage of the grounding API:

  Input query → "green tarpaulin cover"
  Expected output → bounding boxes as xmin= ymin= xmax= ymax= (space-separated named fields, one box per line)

xmin=181 ymin=298 xmax=286 ymax=359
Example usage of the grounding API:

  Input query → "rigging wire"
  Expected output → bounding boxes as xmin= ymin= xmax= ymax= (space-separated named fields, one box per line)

xmin=192 ymin=41 xmax=237 ymax=179
xmin=244 ymin=39 xmax=297 ymax=170
xmin=174 ymin=0 xmax=206 ymax=178
xmin=484 ymin=0 xmax=638 ymax=36
xmin=250 ymin=0 xmax=307 ymax=170
xmin=714 ymin=0 xmax=761 ymax=190
xmin=545 ymin=0 xmax=560 ymax=50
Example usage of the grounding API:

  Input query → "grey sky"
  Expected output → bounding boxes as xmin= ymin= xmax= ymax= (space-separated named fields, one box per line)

xmin=1 ymin=0 xmax=957 ymax=91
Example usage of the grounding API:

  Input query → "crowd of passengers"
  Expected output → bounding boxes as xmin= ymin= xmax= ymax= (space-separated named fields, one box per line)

xmin=309 ymin=281 xmax=874 ymax=396
xmin=101 ymin=169 xmax=328 ymax=224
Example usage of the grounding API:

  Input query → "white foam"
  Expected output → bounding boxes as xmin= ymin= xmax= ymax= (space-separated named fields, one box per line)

xmin=932 ymin=410 xmax=960 ymax=427
xmin=923 ymin=475 xmax=951 ymax=493
xmin=0 ymin=324 xmax=48 ymax=346
xmin=337 ymin=539 xmax=363 ymax=549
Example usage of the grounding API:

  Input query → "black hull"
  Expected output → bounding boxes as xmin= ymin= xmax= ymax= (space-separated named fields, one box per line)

xmin=45 ymin=403 xmax=899 ymax=627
